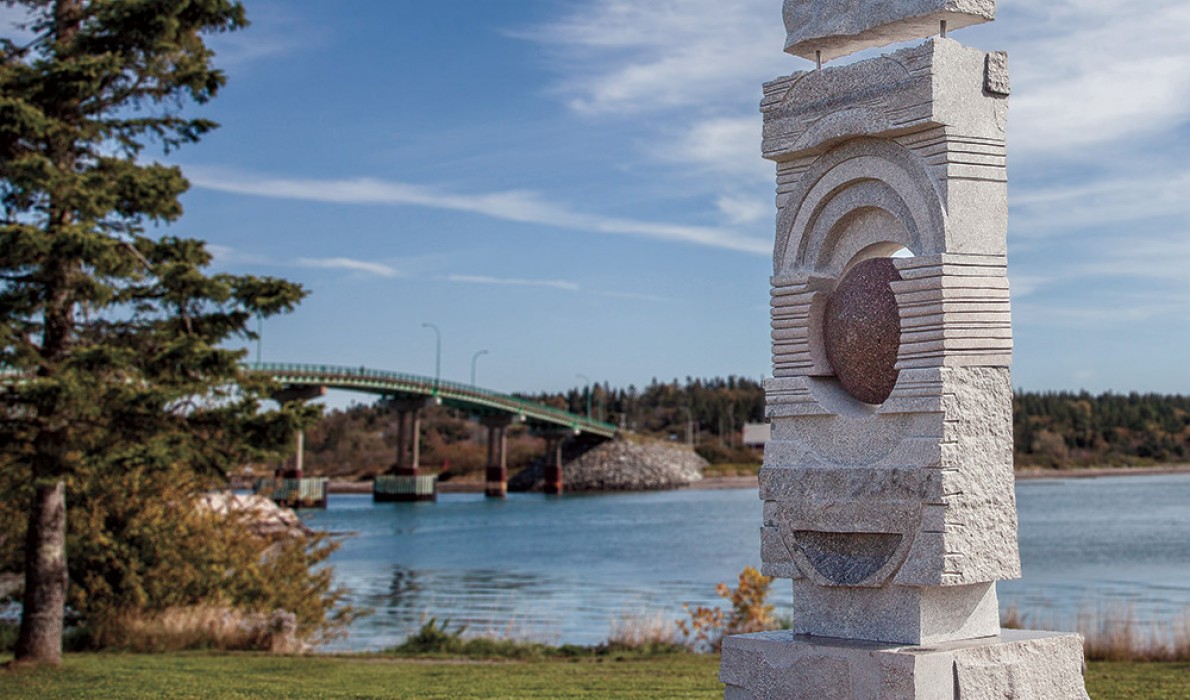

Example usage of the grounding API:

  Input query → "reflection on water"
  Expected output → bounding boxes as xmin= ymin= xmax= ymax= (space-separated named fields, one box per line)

xmin=371 ymin=566 xmax=575 ymax=642
xmin=303 ymin=474 xmax=1190 ymax=651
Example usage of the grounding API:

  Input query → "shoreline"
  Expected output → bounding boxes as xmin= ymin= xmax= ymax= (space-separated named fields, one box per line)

xmin=1014 ymin=464 xmax=1190 ymax=481
xmin=316 ymin=464 xmax=1190 ymax=495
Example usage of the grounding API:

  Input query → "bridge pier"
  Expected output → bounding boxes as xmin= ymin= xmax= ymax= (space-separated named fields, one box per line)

xmin=375 ymin=397 xmax=437 ymax=502
xmin=259 ymin=385 xmax=328 ymax=508
xmin=483 ymin=415 xmax=513 ymax=498
xmin=543 ymin=432 xmax=571 ymax=496
xmin=393 ymin=398 xmax=428 ymax=477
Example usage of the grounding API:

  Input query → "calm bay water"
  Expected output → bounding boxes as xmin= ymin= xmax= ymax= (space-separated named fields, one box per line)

xmin=302 ymin=473 xmax=1190 ymax=651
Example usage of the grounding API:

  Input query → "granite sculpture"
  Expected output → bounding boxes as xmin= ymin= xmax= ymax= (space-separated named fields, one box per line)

xmin=720 ymin=2 xmax=1091 ymax=697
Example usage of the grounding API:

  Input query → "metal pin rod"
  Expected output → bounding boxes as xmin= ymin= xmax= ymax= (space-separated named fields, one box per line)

xmin=816 ymin=50 xmax=822 ymax=71
xmin=940 ymin=19 xmax=948 ymax=38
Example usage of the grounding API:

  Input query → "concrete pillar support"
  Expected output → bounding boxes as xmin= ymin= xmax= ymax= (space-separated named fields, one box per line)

xmin=376 ymin=396 xmax=439 ymax=503
xmin=294 ymin=429 xmax=305 ymax=478
xmin=482 ymin=414 xmax=514 ymax=498
xmin=271 ymin=384 xmax=325 ymax=478
xmin=543 ymin=431 xmax=572 ymax=495
xmin=391 ymin=397 xmax=433 ymax=477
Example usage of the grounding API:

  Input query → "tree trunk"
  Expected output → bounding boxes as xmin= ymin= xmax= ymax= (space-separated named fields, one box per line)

xmin=15 ymin=480 xmax=67 ymax=666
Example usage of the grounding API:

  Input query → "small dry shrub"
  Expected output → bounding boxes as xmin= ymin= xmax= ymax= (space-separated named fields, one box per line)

xmin=84 ymin=605 xmax=305 ymax=653
xmin=1078 ymin=605 xmax=1190 ymax=662
xmin=678 ymin=566 xmax=776 ymax=651
xmin=1003 ymin=602 xmax=1190 ymax=662
xmin=608 ymin=609 xmax=678 ymax=650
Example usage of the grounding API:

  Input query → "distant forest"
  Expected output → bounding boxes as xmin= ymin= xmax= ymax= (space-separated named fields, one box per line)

xmin=295 ymin=378 xmax=1190 ymax=477
xmin=1014 ymin=391 xmax=1190 ymax=468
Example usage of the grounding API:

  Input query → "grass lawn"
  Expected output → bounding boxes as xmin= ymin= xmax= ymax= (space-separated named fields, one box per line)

xmin=1 ymin=653 xmax=1187 ymax=698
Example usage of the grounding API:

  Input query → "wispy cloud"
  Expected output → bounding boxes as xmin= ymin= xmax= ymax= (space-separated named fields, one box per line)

xmin=445 ymin=274 xmax=673 ymax=302
xmin=518 ymin=0 xmax=785 ymax=116
xmin=1012 ymin=168 xmax=1190 ymax=239
xmin=185 ymin=166 xmax=770 ymax=255
xmin=652 ymin=115 xmax=771 ymax=182
xmin=596 ymin=289 xmax=671 ymax=303
xmin=205 ymin=3 xmax=319 ymax=68
xmin=297 ymin=257 xmax=400 ymax=278
xmin=524 ymin=0 xmax=1190 ymax=173
xmin=1004 ymin=0 xmax=1190 ymax=158
xmin=446 ymin=274 xmax=580 ymax=292
xmin=1015 ymin=294 xmax=1190 ymax=327
xmin=208 ymin=244 xmax=268 ymax=266
xmin=209 ymin=245 xmax=400 ymax=278
xmin=715 ymin=192 xmax=771 ymax=226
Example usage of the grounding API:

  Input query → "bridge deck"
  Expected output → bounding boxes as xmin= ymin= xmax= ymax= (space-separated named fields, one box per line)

xmin=247 ymin=362 xmax=618 ymax=439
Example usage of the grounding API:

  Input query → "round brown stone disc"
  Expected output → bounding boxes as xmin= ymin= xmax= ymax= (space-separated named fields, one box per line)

xmin=823 ymin=258 xmax=903 ymax=405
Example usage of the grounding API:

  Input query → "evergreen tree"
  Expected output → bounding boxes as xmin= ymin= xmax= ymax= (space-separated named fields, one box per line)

xmin=0 ymin=0 xmax=308 ymax=665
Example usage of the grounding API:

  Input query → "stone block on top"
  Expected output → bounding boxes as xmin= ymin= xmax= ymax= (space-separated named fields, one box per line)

xmin=784 ymin=0 xmax=996 ymax=62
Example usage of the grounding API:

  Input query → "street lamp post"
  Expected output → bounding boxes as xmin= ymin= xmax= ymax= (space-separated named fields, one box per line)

xmin=470 ymin=349 xmax=489 ymax=386
xmin=576 ymin=373 xmax=592 ymax=419
xmin=422 ymin=323 xmax=441 ymax=390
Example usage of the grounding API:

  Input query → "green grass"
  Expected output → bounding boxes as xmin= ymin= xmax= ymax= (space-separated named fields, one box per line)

xmin=1085 ymin=661 xmax=1190 ymax=699
xmin=1 ymin=653 xmax=1187 ymax=699
xmin=0 ymin=652 xmax=721 ymax=699
xmin=701 ymin=463 xmax=761 ymax=478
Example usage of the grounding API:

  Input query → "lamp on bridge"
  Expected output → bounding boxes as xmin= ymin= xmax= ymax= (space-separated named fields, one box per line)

xmin=470 ymin=349 xmax=489 ymax=386
xmin=576 ymin=373 xmax=592 ymax=419
xmin=421 ymin=322 xmax=441 ymax=392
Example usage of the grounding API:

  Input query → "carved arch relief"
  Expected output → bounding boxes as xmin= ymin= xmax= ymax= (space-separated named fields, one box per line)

xmin=767 ymin=137 xmax=954 ymax=466
xmin=774 ymin=138 xmax=946 ymax=278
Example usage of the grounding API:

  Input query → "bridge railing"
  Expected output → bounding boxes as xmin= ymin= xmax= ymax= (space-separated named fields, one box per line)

xmin=244 ymin=362 xmax=618 ymax=436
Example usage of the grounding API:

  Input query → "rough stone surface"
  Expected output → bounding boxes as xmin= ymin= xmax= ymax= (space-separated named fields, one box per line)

xmin=508 ymin=438 xmax=705 ymax=492
xmin=984 ymin=51 xmax=1010 ymax=95
xmin=760 ymin=366 xmax=1021 ymax=593
xmin=198 ymin=492 xmax=311 ymax=539
xmin=791 ymin=581 xmax=1000 ymax=645
xmin=763 ymin=41 xmax=1010 ymax=266
xmin=721 ymin=630 xmax=1091 ymax=700
xmin=783 ymin=0 xmax=996 ymax=61
xmin=731 ymin=2 xmax=1087 ymax=696
xmin=824 ymin=258 xmax=903 ymax=404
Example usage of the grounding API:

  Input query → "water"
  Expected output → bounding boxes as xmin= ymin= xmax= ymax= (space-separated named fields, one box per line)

xmin=302 ymin=473 xmax=1190 ymax=651
xmin=1001 ymin=473 xmax=1190 ymax=628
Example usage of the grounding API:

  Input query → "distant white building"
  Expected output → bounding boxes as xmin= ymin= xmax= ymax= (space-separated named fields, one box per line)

xmin=742 ymin=422 xmax=771 ymax=447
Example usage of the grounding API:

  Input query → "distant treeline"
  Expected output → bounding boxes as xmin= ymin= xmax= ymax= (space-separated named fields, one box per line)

xmin=294 ymin=380 xmax=1189 ymax=476
xmin=1014 ymin=391 xmax=1190 ymax=468
xmin=521 ymin=376 xmax=767 ymax=463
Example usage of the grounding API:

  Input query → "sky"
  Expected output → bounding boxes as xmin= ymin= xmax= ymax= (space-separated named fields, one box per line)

xmin=6 ymin=0 xmax=1190 ymax=405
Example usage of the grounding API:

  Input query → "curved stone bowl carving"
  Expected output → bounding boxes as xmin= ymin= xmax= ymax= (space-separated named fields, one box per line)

xmin=792 ymin=531 xmax=904 ymax=586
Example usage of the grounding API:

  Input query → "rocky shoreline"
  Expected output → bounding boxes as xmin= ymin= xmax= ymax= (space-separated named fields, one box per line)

xmin=508 ymin=438 xmax=707 ymax=492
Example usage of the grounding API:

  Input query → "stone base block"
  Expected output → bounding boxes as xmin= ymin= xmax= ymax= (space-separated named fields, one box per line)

xmin=792 ymin=581 xmax=1000 ymax=645
xmin=721 ymin=629 xmax=1089 ymax=700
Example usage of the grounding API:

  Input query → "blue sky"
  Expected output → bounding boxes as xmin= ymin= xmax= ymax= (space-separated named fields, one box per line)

xmin=8 ymin=1 xmax=1190 ymax=403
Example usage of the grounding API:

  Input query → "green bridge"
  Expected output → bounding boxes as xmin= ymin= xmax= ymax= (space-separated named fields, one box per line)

xmin=246 ymin=362 xmax=617 ymax=439
xmin=247 ymin=362 xmax=617 ymax=503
